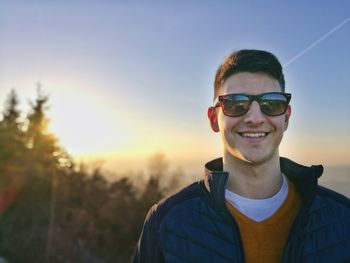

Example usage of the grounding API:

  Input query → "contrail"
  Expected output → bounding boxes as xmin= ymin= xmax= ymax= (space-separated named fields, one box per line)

xmin=283 ymin=17 xmax=350 ymax=67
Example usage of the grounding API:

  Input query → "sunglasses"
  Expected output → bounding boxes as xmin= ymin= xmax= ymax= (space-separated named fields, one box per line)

xmin=214 ymin=92 xmax=291 ymax=117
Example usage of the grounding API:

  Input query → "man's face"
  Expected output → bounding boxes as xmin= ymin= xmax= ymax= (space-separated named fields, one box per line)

xmin=208 ymin=72 xmax=291 ymax=165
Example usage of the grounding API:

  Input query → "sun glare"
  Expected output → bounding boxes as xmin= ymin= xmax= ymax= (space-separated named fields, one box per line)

xmin=47 ymin=83 xmax=132 ymax=159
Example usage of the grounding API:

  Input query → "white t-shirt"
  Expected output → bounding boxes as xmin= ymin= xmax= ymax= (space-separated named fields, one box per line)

xmin=225 ymin=174 xmax=288 ymax=222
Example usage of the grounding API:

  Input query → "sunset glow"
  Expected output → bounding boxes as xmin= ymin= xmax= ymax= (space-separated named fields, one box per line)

xmin=1 ymin=1 xmax=349 ymax=173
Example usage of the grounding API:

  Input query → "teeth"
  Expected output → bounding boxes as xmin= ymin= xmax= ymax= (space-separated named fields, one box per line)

xmin=241 ymin=132 xmax=267 ymax=138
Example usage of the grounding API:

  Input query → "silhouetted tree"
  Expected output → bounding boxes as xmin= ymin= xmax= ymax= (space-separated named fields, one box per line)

xmin=0 ymin=89 xmax=26 ymax=169
xmin=0 ymin=88 xmax=183 ymax=262
xmin=24 ymin=87 xmax=72 ymax=176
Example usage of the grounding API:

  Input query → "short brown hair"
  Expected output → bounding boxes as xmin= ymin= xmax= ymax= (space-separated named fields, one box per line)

xmin=214 ymin=49 xmax=285 ymax=100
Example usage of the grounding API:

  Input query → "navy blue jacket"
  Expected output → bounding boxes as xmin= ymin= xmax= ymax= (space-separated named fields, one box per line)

xmin=134 ymin=157 xmax=350 ymax=262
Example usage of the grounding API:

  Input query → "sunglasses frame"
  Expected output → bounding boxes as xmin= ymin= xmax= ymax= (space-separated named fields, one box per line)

xmin=214 ymin=92 xmax=291 ymax=117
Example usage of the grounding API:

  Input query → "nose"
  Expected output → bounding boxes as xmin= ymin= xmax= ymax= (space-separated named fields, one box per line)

xmin=243 ymin=101 xmax=265 ymax=125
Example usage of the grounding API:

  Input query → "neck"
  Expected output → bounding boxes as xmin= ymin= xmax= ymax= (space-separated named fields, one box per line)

xmin=223 ymin=152 xmax=283 ymax=199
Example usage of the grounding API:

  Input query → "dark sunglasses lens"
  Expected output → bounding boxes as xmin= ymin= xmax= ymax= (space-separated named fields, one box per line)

xmin=223 ymin=95 xmax=249 ymax=116
xmin=260 ymin=93 xmax=288 ymax=116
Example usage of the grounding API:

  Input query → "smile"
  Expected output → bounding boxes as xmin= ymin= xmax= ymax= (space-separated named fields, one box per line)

xmin=238 ymin=132 xmax=269 ymax=138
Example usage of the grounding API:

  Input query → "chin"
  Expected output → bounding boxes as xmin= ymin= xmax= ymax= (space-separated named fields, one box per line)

xmin=234 ymin=150 xmax=277 ymax=165
xmin=244 ymin=158 xmax=269 ymax=166
xmin=225 ymin=146 xmax=278 ymax=165
xmin=245 ymin=152 xmax=279 ymax=165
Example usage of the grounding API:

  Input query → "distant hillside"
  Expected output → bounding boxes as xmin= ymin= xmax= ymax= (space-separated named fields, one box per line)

xmin=320 ymin=165 xmax=350 ymax=198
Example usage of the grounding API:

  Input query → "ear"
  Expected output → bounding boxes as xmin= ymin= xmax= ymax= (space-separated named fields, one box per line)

xmin=208 ymin=107 xmax=220 ymax=132
xmin=284 ymin=105 xmax=291 ymax=131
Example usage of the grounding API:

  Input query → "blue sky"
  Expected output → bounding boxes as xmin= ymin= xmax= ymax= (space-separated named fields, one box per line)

xmin=0 ymin=1 xmax=349 ymax=173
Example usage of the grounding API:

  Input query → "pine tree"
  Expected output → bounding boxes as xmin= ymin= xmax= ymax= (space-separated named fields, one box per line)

xmin=0 ymin=89 xmax=25 ymax=166
xmin=0 ymin=89 xmax=27 ymax=194
xmin=24 ymin=86 xmax=72 ymax=176
xmin=0 ymin=87 xmax=72 ymax=261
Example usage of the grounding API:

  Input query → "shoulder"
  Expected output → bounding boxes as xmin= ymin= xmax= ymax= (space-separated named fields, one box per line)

xmin=145 ymin=180 xmax=205 ymax=227
xmin=297 ymin=186 xmax=350 ymax=261
xmin=133 ymin=181 xmax=206 ymax=262
xmin=315 ymin=185 xmax=350 ymax=210
xmin=307 ymin=185 xmax=350 ymax=236
xmin=308 ymin=185 xmax=350 ymax=220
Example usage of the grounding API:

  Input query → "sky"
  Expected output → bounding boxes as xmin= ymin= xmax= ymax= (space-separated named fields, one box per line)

xmin=0 ymin=1 xmax=349 ymax=175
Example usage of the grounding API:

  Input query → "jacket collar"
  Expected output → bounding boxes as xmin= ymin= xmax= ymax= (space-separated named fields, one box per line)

xmin=204 ymin=157 xmax=323 ymax=210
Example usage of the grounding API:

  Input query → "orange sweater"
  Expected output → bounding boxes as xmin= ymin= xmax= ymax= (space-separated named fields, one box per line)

xmin=226 ymin=181 xmax=300 ymax=263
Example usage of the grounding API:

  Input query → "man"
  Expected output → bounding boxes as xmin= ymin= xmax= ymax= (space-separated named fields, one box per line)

xmin=133 ymin=49 xmax=350 ymax=262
